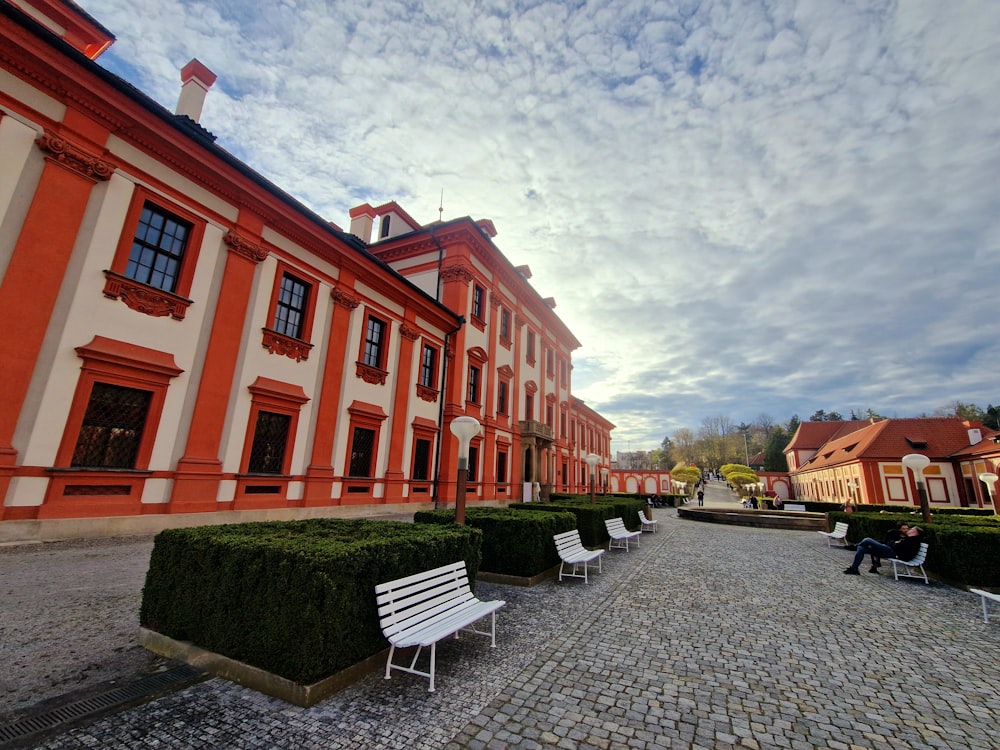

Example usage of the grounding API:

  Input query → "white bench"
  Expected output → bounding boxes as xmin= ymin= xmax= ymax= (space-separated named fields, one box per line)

xmin=637 ymin=509 xmax=658 ymax=533
xmin=375 ymin=560 xmax=506 ymax=692
xmin=886 ymin=543 xmax=929 ymax=584
xmin=784 ymin=503 xmax=807 ymax=512
xmin=969 ymin=588 xmax=1000 ymax=624
xmin=817 ymin=521 xmax=849 ymax=547
xmin=605 ymin=517 xmax=641 ymax=551
xmin=554 ymin=529 xmax=605 ymax=583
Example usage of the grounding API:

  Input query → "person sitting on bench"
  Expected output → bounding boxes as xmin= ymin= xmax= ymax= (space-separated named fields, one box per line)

xmin=843 ymin=526 xmax=923 ymax=575
xmin=869 ymin=522 xmax=910 ymax=573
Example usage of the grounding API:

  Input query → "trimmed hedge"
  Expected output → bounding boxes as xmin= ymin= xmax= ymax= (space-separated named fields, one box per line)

xmin=414 ymin=507 xmax=576 ymax=576
xmin=828 ymin=511 xmax=1000 ymax=586
xmin=510 ymin=496 xmax=646 ymax=547
xmin=139 ymin=518 xmax=481 ymax=684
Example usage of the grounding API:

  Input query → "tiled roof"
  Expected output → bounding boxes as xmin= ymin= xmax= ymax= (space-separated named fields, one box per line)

xmin=950 ymin=430 xmax=1000 ymax=458
xmin=796 ymin=418 xmax=983 ymax=471
xmin=784 ymin=420 xmax=870 ymax=452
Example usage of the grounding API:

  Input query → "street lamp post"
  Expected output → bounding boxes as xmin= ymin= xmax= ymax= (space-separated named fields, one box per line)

xmin=585 ymin=453 xmax=600 ymax=505
xmin=449 ymin=416 xmax=481 ymax=525
xmin=901 ymin=453 xmax=932 ymax=524
xmin=600 ymin=468 xmax=609 ymax=496
xmin=978 ymin=471 xmax=998 ymax=511
xmin=741 ymin=430 xmax=750 ymax=466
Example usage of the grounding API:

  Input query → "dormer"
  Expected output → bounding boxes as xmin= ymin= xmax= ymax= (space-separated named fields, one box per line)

xmin=348 ymin=201 xmax=422 ymax=243
xmin=9 ymin=0 xmax=115 ymax=59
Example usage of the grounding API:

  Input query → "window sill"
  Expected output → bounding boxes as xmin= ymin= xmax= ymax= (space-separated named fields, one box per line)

xmin=103 ymin=271 xmax=192 ymax=320
xmin=262 ymin=328 xmax=313 ymax=362
xmin=416 ymin=384 xmax=439 ymax=402
xmin=356 ymin=361 xmax=388 ymax=385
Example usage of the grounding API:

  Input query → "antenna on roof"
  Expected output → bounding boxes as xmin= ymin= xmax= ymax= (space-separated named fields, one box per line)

xmin=438 ymin=189 xmax=444 ymax=222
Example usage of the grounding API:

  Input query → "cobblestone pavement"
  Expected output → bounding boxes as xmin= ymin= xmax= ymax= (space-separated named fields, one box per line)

xmin=0 ymin=535 xmax=164 ymax=718
xmin=4 ymin=492 xmax=1000 ymax=749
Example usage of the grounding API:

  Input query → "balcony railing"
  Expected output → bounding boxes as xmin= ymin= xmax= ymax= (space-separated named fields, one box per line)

xmin=519 ymin=420 xmax=554 ymax=441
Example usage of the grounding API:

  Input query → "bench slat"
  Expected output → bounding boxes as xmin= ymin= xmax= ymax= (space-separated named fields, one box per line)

xmin=379 ymin=590 xmax=478 ymax=636
xmin=389 ymin=600 xmax=506 ymax=647
xmin=375 ymin=561 xmax=468 ymax=596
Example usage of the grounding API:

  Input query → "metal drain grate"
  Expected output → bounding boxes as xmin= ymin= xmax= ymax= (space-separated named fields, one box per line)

xmin=0 ymin=664 xmax=205 ymax=747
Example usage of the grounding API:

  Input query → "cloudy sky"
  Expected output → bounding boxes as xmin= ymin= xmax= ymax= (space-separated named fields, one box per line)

xmin=80 ymin=0 xmax=1000 ymax=451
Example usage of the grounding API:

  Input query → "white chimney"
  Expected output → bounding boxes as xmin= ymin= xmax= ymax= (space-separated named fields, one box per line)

xmin=175 ymin=59 xmax=217 ymax=123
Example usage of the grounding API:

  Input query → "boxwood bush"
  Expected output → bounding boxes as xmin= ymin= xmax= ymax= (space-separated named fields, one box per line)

xmin=414 ymin=507 xmax=576 ymax=576
xmin=510 ymin=496 xmax=646 ymax=547
xmin=139 ymin=518 xmax=481 ymax=684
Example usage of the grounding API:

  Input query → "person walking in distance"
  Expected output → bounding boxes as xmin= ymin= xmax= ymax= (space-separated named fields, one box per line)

xmin=697 ymin=488 xmax=705 ymax=506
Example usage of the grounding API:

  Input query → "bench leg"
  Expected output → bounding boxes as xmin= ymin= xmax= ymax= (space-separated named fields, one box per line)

xmin=384 ymin=644 xmax=396 ymax=680
xmin=428 ymin=643 xmax=436 ymax=692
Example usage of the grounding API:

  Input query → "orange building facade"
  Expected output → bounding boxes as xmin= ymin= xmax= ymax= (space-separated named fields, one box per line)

xmin=0 ymin=0 xmax=613 ymax=533
xmin=785 ymin=418 xmax=1000 ymax=512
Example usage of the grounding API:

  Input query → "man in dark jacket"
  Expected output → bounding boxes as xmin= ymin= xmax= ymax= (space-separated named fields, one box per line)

xmin=869 ymin=522 xmax=910 ymax=573
xmin=843 ymin=527 xmax=923 ymax=575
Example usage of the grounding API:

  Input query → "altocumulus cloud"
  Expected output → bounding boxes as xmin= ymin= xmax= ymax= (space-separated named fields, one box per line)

xmin=82 ymin=0 xmax=1000 ymax=448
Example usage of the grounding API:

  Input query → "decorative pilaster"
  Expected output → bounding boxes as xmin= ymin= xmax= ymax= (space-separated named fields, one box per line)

xmin=35 ymin=131 xmax=115 ymax=182
xmin=223 ymin=230 xmax=268 ymax=263
xmin=303 ymin=279 xmax=359 ymax=504
xmin=170 ymin=219 xmax=267 ymax=510
xmin=440 ymin=264 xmax=475 ymax=285
xmin=0 ymin=123 xmax=114 ymax=509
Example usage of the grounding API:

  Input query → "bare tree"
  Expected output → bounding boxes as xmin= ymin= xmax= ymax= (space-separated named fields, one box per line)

xmin=672 ymin=428 xmax=698 ymax=466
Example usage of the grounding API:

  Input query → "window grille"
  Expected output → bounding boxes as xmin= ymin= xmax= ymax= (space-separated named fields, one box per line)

xmin=247 ymin=411 xmax=290 ymax=474
xmin=273 ymin=273 xmax=308 ymax=339
xmin=126 ymin=203 xmax=190 ymax=293
xmin=349 ymin=427 xmax=376 ymax=477
xmin=413 ymin=438 xmax=431 ymax=480
xmin=468 ymin=445 xmax=479 ymax=482
xmin=71 ymin=383 xmax=152 ymax=468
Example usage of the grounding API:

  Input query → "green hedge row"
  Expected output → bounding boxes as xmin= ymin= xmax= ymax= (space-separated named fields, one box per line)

xmin=828 ymin=511 xmax=1000 ymax=586
xmin=510 ymin=496 xmax=646 ymax=547
xmin=139 ymin=519 xmax=481 ymax=684
xmin=414 ymin=507 xmax=576 ymax=576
